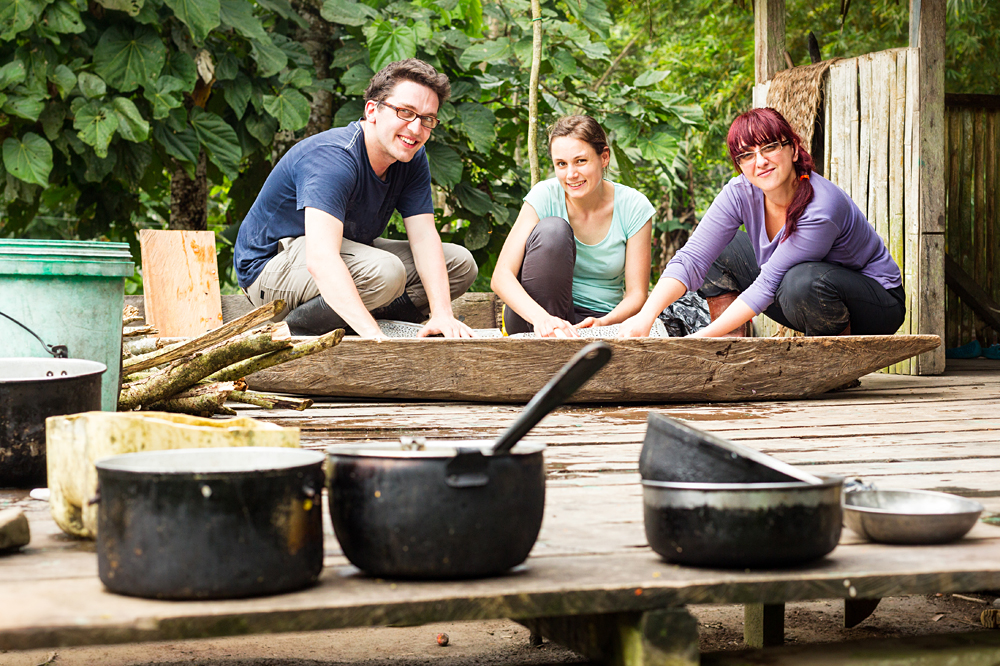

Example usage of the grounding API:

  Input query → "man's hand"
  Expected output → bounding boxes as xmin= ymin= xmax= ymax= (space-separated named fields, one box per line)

xmin=617 ymin=313 xmax=655 ymax=338
xmin=418 ymin=314 xmax=476 ymax=338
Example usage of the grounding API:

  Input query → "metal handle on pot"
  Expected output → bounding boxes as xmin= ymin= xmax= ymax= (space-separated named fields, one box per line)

xmin=0 ymin=309 xmax=69 ymax=358
xmin=491 ymin=341 xmax=612 ymax=456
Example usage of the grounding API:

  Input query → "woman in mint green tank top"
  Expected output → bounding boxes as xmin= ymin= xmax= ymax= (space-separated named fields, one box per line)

xmin=490 ymin=116 xmax=655 ymax=337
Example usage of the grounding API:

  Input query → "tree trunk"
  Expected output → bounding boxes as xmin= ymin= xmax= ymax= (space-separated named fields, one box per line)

xmin=527 ymin=0 xmax=542 ymax=186
xmin=169 ymin=151 xmax=208 ymax=230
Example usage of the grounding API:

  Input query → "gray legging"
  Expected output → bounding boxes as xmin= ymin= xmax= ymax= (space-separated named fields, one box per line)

xmin=699 ymin=230 xmax=906 ymax=336
xmin=502 ymin=217 xmax=606 ymax=335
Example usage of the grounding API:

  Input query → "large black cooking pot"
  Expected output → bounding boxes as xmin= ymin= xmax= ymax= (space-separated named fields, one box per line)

xmin=327 ymin=342 xmax=612 ymax=579
xmin=0 ymin=358 xmax=105 ymax=488
xmin=95 ymin=447 xmax=325 ymax=599
xmin=643 ymin=477 xmax=843 ymax=568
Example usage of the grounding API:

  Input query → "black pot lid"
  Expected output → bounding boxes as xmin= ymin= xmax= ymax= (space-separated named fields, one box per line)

xmin=95 ymin=447 xmax=324 ymax=474
xmin=326 ymin=439 xmax=546 ymax=459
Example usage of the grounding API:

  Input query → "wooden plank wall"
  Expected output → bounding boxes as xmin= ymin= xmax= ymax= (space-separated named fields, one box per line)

xmin=944 ymin=96 xmax=1000 ymax=348
xmin=824 ymin=48 xmax=918 ymax=373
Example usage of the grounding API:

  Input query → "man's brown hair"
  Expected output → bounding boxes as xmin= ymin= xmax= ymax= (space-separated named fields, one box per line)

xmin=363 ymin=59 xmax=451 ymax=106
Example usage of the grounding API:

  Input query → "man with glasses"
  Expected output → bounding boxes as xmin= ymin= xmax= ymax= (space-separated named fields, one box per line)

xmin=235 ymin=59 xmax=477 ymax=338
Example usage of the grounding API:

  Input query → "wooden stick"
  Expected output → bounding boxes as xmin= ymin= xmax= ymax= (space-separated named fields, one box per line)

xmin=123 ymin=325 xmax=158 ymax=338
xmin=228 ymin=390 xmax=314 ymax=411
xmin=204 ymin=328 xmax=344 ymax=383
xmin=148 ymin=391 xmax=232 ymax=417
xmin=123 ymin=300 xmax=285 ymax=374
xmin=122 ymin=337 xmax=166 ymax=358
xmin=118 ymin=326 xmax=291 ymax=411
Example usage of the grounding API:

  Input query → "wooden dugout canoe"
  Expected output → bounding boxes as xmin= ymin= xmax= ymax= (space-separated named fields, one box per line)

xmin=246 ymin=334 xmax=941 ymax=403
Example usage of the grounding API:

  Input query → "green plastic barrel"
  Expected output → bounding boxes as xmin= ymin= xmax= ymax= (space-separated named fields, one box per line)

xmin=0 ymin=240 xmax=135 ymax=411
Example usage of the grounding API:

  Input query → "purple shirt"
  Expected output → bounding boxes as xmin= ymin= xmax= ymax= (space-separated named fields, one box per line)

xmin=662 ymin=172 xmax=902 ymax=314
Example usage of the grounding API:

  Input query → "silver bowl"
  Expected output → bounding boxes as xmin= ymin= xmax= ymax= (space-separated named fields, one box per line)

xmin=843 ymin=488 xmax=984 ymax=544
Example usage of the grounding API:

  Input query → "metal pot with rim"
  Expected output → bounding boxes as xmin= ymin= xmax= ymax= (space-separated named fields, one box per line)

xmin=326 ymin=342 xmax=612 ymax=579
xmin=95 ymin=446 xmax=325 ymax=599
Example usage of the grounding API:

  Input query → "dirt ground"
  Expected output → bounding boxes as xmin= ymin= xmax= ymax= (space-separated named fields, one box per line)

xmin=2 ymin=593 xmax=994 ymax=666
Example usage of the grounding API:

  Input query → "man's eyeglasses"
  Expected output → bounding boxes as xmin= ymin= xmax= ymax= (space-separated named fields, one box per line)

xmin=735 ymin=140 xmax=790 ymax=167
xmin=378 ymin=101 xmax=440 ymax=129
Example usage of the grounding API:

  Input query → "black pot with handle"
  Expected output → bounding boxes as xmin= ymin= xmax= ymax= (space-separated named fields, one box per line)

xmin=1 ymin=357 xmax=105 ymax=488
xmin=95 ymin=446 xmax=325 ymax=599
xmin=326 ymin=342 xmax=613 ymax=579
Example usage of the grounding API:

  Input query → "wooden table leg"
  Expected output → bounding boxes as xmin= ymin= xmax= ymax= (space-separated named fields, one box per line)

xmin=744 ymin=602 xmax=785 ymax=648
xmin=520 ymin=606 xmax=699 ymax=665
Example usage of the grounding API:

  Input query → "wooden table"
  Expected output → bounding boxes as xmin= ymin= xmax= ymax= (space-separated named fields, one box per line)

xmin=3 ymin=359 xmax=1000 ymax=665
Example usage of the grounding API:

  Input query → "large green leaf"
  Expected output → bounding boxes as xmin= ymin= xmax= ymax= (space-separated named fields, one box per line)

xmin=256 ymin=0 xmax=308 ymax=28
xmin=364 ymin=21 xmax=417 ymax=72
xmin=93 ymin=25 xmax=168 ymax=92
xmin=215 ymin=52 xmax=239 ymax=81
xmin=457 ymin=38 xmax=508 ymax=70
xmin=93 ymin=0 xmax=145 ymax=17
xmin=163 ymin=0 xmax=220 ymax=44
xmin=113 ymin=97 xmax=150 ymax=142
xmin=74 ymin=101 xmax=119 ymax=158
xmin=463 ymin=217 xmax=490 ymax=250
xmin=2 ymin=133 xmax=52 ymax=186
xmin=340 ymin=63 xmax=373 ymax=96
xmin=455 ymin=181 xmax=492 ymax=216
xmin=113 ymin=140 xmax=153 ymax=189
xmin=457 ymin=0 xmax=483 ymax=37
xmin=245 ymin=111 xmax=278 ymax=145
xmin=163 ymin=51 xmax=197 ymax=89
xmin=83 ymin=150 xmax=117 ymax=183
xmin=263 ymin=89 xmax=310 ymax=131
xmin=250 ymin=38 xmax=287 ymax=78
xmin=3 ymin=95 xmax=45 ymax=122
xmin=320 ymin=0 xmax=378 ymax=26
xmin=611 ymin=140 xmax=637 ymax=189
xmin=449 ymin=79 xmax=480 ymax=101
xmin=78 ymin=72 xmax=107 ymax=99
xmin=633 ymin=70 xmax=669 ymax=88
xmin=48 ymin=65 xmax=76 ymax=98
xmin=219 ymin=0 xmax=266 ymax=40
xmin=39 ymin=103 xmax=66 ymax=141
xmin=455 ymin=102 xmax=495 ymax=153
xmin=152 ymin=121 xmax=199 ymax=164
xmin=636 ymin=130 xmax=679 ymax=164
xmin=143 ymin=75 xmax=186 ymax=119
xmin=425 ymin=143 xmax=462 ymax=188
xmin=44 ymin=0 xmax=85 ymax=33
xmin=563 ymin=0 xmax=612 ymax=39
xmin=272 ymin=33 xmax=312 ymax=68
xmin=279 ymin=68 xmax=312 ymax=89
xmin=1 ymin=0 xmax=46 ymax=40
xmin=330 ymin=41 xmax=366 ymax=68
xmin=189 ymin=107 xmax=241 ymax=179
xmin=223 ymin=73 xmax=252 ymax=119
xmin=332 ymin=99 xmax=364 ymax=128
xmin=0 ymin=61 xmax=27 ymax=90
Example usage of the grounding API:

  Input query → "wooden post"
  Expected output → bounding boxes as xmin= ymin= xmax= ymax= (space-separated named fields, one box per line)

xmin=744 ymin=602 xmax=784 ymax=648
xmin=754 ymin=0 xmax=786 ymax=85
xmin=909 ymin=0 xmax=947 ymax=374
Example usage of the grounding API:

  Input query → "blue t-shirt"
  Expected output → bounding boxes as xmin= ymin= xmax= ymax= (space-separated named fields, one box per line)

xmin=235 ymin=121 xmax=434 ymax=288
xmin=524 ymin=178 xmax=654 ymax=313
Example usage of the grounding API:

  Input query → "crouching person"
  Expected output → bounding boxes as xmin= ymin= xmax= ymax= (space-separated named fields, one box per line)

xmin=234 ymin=59 xmax=478 ymax=338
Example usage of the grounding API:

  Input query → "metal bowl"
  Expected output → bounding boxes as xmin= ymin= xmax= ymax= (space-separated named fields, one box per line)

xmin=843 ymin=488 xmax=984 ymax=544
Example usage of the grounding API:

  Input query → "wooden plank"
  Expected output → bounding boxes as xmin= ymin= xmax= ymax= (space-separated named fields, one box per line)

xmin=744 ymin=603 xmax=784 ymax=648
xmin=911 ymin=0 xmax=947 ymax=374
xmin=139 ymin=230 xmax=224 ymax=337
xmin=855 ymin=54 xmax=872 ymax=216
xmin=946 ymin=110 xmax=962 ymax=349
xmin=903 ymin=48 xmax=919 ymax=373
xmin=960 ymin=110 xmax=976 ymax=345
xmin=754 ymin=0 xmax=785 ymax=84
xmin=824 ymin=74 xmax=833 ymax=176
xmin=890 ymin=50 xmax=908 ymax=373
xmin=870 ymin=51 xmax=893 ymax=247
xmin=703 ymin=631 xmax=1000 ymax=666
xmin=245 ymin=335 xmax=941 ymax=403
xmin=829 ymin=61 xmax=850 ymax=191
xmin=974 ymin=110 xmax=987 ymax=342
xmin=987 ymin=111 xmax=998 ymax=342
xmin=944 ymin=253 xmax=1000 ymax=332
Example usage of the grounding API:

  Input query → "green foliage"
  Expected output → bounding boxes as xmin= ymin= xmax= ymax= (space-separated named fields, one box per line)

xmin=0 ymin=0 xmax=319 ymax=249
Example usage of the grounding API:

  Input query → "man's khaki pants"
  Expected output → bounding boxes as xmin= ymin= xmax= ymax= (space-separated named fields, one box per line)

xmin=244 ymin=236 xmax=478 ymax=319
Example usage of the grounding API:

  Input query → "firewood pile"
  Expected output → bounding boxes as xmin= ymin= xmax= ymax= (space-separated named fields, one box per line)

xmin=119 ymin=300 xmax=343 ymax=416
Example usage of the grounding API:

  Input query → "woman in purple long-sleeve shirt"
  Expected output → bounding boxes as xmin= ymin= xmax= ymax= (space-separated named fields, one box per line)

xmin=620 ymin=107 xmax=905 ymax=338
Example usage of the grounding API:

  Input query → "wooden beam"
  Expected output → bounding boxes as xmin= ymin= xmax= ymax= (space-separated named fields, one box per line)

xmin=945 ymin=252 xmax=1000 ymax=333
xmin=910 ymin=0 xmax=946 ymax=373
xmin=754 ymin=0 xmax=786 ymax=84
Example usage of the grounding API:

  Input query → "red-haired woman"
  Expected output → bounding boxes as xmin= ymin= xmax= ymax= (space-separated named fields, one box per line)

xmin=619 ymin=107 xmax=904 ymax=338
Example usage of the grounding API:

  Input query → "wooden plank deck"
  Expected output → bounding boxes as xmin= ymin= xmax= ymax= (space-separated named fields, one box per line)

xmin=2 ymin=359 xmax=1000 ymax=661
